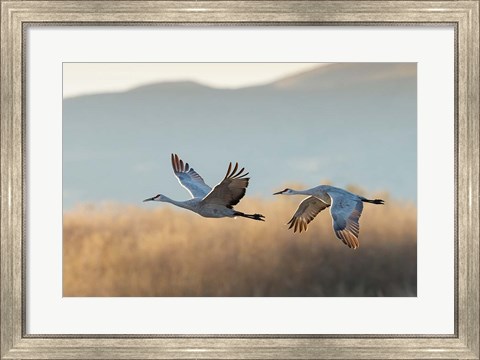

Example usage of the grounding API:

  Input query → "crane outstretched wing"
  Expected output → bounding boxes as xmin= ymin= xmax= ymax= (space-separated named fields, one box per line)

xmin=171 ymin=154 xmax=212 ymax=199
xmin=287 ymin=196 xmax=330 ymax=233
xmin=327 ymin=191 xmax=364 ymax=249
xmin=201 ymin=162 xmax=249 ymax=208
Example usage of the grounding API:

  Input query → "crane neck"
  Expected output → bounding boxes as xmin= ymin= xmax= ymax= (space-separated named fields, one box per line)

xmin=160 ymin=196 xmax=195 ymax=211
xmin=290 ymin=189 xmax=316 ymax=196
xmin=289 ymin=187 xmax=331 ymax=204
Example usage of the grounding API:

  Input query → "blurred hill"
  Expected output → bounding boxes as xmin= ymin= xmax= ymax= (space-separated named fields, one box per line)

xmin=63 ymin=63 xmax=416 ymax=209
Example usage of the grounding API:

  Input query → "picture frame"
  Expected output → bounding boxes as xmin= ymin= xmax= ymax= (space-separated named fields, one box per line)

xmin=1 ymin=0 xmax=478 ymax=358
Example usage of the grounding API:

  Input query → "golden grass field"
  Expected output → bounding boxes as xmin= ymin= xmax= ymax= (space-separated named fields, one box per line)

xmin=63 ymin=190 xmax=416 ymax=297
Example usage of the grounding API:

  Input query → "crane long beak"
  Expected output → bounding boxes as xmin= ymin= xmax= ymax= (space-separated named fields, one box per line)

xmin=273 ymin=191 xmax=283 ymax=195
xmin=143 ymin=197 xmax=155 ymax=202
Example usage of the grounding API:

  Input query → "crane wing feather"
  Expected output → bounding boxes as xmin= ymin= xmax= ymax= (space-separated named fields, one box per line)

xmin=171 ymin=154 xmax=212 ymax=199
xmin=287 ymin=196 xmax=330 ymax=233
xmin=201 ymin=162 xmax=249 ymax=207
xmin=327 ymin=191 xmax=364 ymax=249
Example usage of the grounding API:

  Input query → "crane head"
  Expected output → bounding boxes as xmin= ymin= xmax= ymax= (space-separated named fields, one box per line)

xmin=143 ymin=194 xmax=163 ymax=202
xmin=273 ymin=188 xmax=293 ymax=195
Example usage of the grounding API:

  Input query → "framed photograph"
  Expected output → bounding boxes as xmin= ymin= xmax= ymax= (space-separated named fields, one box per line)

xmin=1 ymin=1 xmax=478 ymax=358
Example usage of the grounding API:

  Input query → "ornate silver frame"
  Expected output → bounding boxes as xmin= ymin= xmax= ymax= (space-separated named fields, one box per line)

xmin=1 ymin=1 xmax=479 ymax=358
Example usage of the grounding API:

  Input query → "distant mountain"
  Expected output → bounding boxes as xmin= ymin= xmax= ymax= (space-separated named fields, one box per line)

xmin=271 ymin=63 xmax=416 ymax=91
xmin=63 ymin=63 xmax=416 ymax=209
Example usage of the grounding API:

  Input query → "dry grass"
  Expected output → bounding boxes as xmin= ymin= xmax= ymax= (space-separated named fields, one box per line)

xmin=63 ymin=191 xmax=416 ymax=297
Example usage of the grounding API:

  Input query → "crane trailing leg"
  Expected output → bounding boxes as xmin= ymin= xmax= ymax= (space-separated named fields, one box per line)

xmin=234 ymin=211 xmax=265 ymax=221
xmin=361 ymin=198 xmax=385 ymax=205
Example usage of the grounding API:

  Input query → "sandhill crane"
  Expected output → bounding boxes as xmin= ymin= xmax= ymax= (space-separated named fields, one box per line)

xmin=144 ymin=154 xmax=265 ymax=221
xmin=273 ymin=185 xmax=384 ymax=249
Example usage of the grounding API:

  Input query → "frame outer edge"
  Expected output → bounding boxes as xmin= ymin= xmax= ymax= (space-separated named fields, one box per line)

xmin=3 ymin=0 xmax=26 ymax=351
xmin=0 ymin=1 xmax=479 ymax=359
xmin=462 ymin=0 xmax=480 ymax=358
xmin=0 ymin=1 xmax=476 ymax=23
xmin=12 ymin=3 xmax=24 ymax=351
xmin=456 ymin=1 xmax=480 ymax=359
xmin=1 ymin=2 xmax=15 ymax=359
